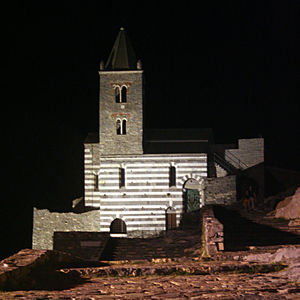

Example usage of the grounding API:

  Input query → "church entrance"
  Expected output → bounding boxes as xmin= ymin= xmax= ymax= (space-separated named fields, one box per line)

xmin=110 ymin=218 xmax=127 ymax=234
xmin=183 ymin=178 xmax=202 ymax=212
xmin=185 ymin=189 xmax=200 ymax=212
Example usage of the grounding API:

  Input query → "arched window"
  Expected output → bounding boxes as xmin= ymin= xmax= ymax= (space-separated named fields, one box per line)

xmin=121 ymin=86 xmax=127 ymax=102
xmin=116 ymin=119 xmax=121 ymax=135
xmin=116 ymin=119 xmax=127 ymax=135
xmin=115 ymin=86 xmax=120 ymax=103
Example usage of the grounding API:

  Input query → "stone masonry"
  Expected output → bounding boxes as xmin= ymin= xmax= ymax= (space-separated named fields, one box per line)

xmin=201 ymin=205 xmax=224 ymax=255
xmin=32 ymin=208 xmax=100 ymax=250
xmin=226 ymin=138 xmax=264 ymax=169
xmin=204 ymin=175 xmax=236 ymax=205
xmin=98 ymin=71 xmax=144 ymax=156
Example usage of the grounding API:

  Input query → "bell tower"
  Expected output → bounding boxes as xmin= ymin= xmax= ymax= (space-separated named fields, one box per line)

xmin=99 ymin=28 xmax=144 ymax=156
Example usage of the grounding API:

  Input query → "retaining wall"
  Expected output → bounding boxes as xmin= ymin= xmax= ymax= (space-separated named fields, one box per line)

xmin=32 ymin=208 xmax=101 ymax=250
xmin=204 ymin=175 xmax=236 ymax=205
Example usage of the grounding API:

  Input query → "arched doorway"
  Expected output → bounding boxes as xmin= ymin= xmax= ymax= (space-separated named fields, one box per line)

xmin=110 ymin=218 xmax=127 ymax=234
xmin=183 ymin=178 xmax=202 ymax=212
xmin=166 ymin=207 xmax=177 ymax=230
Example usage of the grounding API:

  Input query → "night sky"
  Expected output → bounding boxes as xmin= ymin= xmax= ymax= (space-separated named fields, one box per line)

xmin=2 ymin=1 xmax=299 ymax=258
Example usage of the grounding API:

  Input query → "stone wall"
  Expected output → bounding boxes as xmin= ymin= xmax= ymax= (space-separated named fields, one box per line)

xmin=204 ymin=175 xmax=236 ymax=205
xmin=84 ymin=153 xmax=207 ymax=237
xmin=99 ymin=71 xmax=144 ymax=156
xmin=53 ymin=232 xmax=109 ymax=261
xmin=226 ymin=138 xmax=264 ymax=169
xmin=32 ymin=208 xmax=101 ymax=250
xmin=201 ymin=206 xmax=224 ymax=255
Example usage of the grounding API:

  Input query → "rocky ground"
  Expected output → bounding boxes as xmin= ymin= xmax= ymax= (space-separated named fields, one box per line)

xmin=1 ymin=270 xmax=298 ymax=299
xmin=1 ymin=196 xmax=300 ymax=299
xmin=0 ymin=246 xmax=300 ymax=299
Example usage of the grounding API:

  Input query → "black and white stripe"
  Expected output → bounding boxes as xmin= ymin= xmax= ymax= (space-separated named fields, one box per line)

xmin=84 ymin=150 xmax=207 ymax=235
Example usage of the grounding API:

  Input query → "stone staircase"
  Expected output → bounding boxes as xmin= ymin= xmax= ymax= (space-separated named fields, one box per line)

xmin=100 ymin=207 xmax=300 ymax=261
xmin=213 ymin=205 xmax=300 ymax=251
xmin=100 ymin=228 xmax=202 ymax=261
xmin=100 ymin=211 xmax=203 ymax=261
xmin=240 ymin=210 xmax=300 ymax=236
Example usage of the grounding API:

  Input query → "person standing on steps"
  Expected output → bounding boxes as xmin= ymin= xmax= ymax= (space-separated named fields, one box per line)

xmin=243 ymin=189 xmax=251 ymax=212
xmin=248 ymin=185 xmax=256 ymax=210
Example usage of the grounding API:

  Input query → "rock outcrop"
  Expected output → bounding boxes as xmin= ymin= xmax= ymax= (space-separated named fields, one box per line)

xmin=274 ymin=187 xmax=300 ymax=220
xmin=0 ymin=249 xmax=89 ymax=290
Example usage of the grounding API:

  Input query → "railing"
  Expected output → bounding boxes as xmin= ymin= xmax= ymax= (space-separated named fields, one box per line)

xmin=224 ymin=151 xmax=249 ymax=170
xmin=214 ymin=152 xmax=248 ymax=174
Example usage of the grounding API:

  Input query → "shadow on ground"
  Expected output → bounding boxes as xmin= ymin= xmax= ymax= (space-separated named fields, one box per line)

xmin=213 ymin=205 xmax=300 ymax=251
xmin=3 ymin=267 xmax=90 ymax=291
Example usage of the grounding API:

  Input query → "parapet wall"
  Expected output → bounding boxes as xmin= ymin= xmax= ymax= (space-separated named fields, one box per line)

xmin=201 ymin=205 xmax=224 ymax=255
xmin=32 ymin=208 xmax=101 ymax=250
xmin=204 ymin=175 xmax=236 ymax=205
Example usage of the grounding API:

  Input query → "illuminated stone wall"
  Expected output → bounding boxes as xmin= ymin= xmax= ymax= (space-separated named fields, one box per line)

xmin=32 ymin=208 xmax=100 ymax=250
xmin=204 ymin=175 xmax=236 ymax=205
xmin=84 ymin=153 xmax=208 ymax=238
xmin=98 ymin=71 xmax=144 ymax=156
xmin=226 ymin=138 xmax=264 ymax=169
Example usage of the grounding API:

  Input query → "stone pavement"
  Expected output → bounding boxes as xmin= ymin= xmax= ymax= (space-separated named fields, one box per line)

xmin=0 ymin=269 xmax=299 ymax=299
xmin=1 ymin=249 xmax=299 ymax=299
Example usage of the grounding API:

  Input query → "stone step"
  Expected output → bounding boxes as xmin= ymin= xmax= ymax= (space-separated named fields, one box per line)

xmin=100 ymin=228 xmax=202 ymax=261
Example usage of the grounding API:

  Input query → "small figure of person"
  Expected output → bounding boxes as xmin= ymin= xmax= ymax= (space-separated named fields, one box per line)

xmin=248 ymin=185 xmax=256 ymax=210
xmin=243 ymin=189 xmax=251 ymax=211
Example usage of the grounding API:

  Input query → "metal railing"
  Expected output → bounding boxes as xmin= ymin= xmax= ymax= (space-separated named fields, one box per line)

xmin=224 ymin=151 xmax=249 ymax=170
xmin=214 ymin=152 xmax=248 ymax=174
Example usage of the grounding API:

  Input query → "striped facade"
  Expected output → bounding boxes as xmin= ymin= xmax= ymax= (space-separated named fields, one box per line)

xmin=83 ymin=28 xmax=209 ymax=238
xmin=84 ymin=148 xmax=207 ymax=237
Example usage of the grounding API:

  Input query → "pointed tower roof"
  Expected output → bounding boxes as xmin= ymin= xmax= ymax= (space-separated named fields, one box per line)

xmin=105 ymin=27 xmax=137 ymax=70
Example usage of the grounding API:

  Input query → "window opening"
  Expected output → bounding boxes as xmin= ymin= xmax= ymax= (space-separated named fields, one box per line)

xmin=119 ymin=168 xmax=125 ymax=188
xmin=122 ymin=119 xmax=127 ymax=135
xmin=115 ymin=86 xmax=120 ymax=103
xmin=94 ymin=174 xmax=99 ymax=191
xmin=121 ymin=86 xmax=127 ymax=102
xmin=116 ymin=119 xmax=121 ymax=135
xmin=169 ymin=166 xmax=176 ymax=187
xmin=116 ymin=119 xmax=127 ymax=135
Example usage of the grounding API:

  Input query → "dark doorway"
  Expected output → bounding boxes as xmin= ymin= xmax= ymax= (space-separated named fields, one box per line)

xmin=110 ymin=218 xmax=127 ymax=234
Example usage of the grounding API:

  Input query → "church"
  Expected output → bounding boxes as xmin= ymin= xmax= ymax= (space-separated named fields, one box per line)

xmin=83 ymin=28 xmax=263 ymax=238
xmin=32 ymin=28 xmax=264 ymax=250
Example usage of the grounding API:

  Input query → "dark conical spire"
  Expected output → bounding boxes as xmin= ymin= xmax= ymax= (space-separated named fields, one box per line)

xmin=105 ymin=27 xmax=137 ymax=70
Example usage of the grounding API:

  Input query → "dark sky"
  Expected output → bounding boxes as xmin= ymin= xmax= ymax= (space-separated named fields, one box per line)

xmin=1 ymin=1 xmax=300 ymax=258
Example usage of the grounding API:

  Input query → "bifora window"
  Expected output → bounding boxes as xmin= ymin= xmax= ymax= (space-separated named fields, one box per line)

xmin=116 ymin=119 xmax=127 ymax=135
xmin=115 ymin=85 xmax=127 ymax=103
